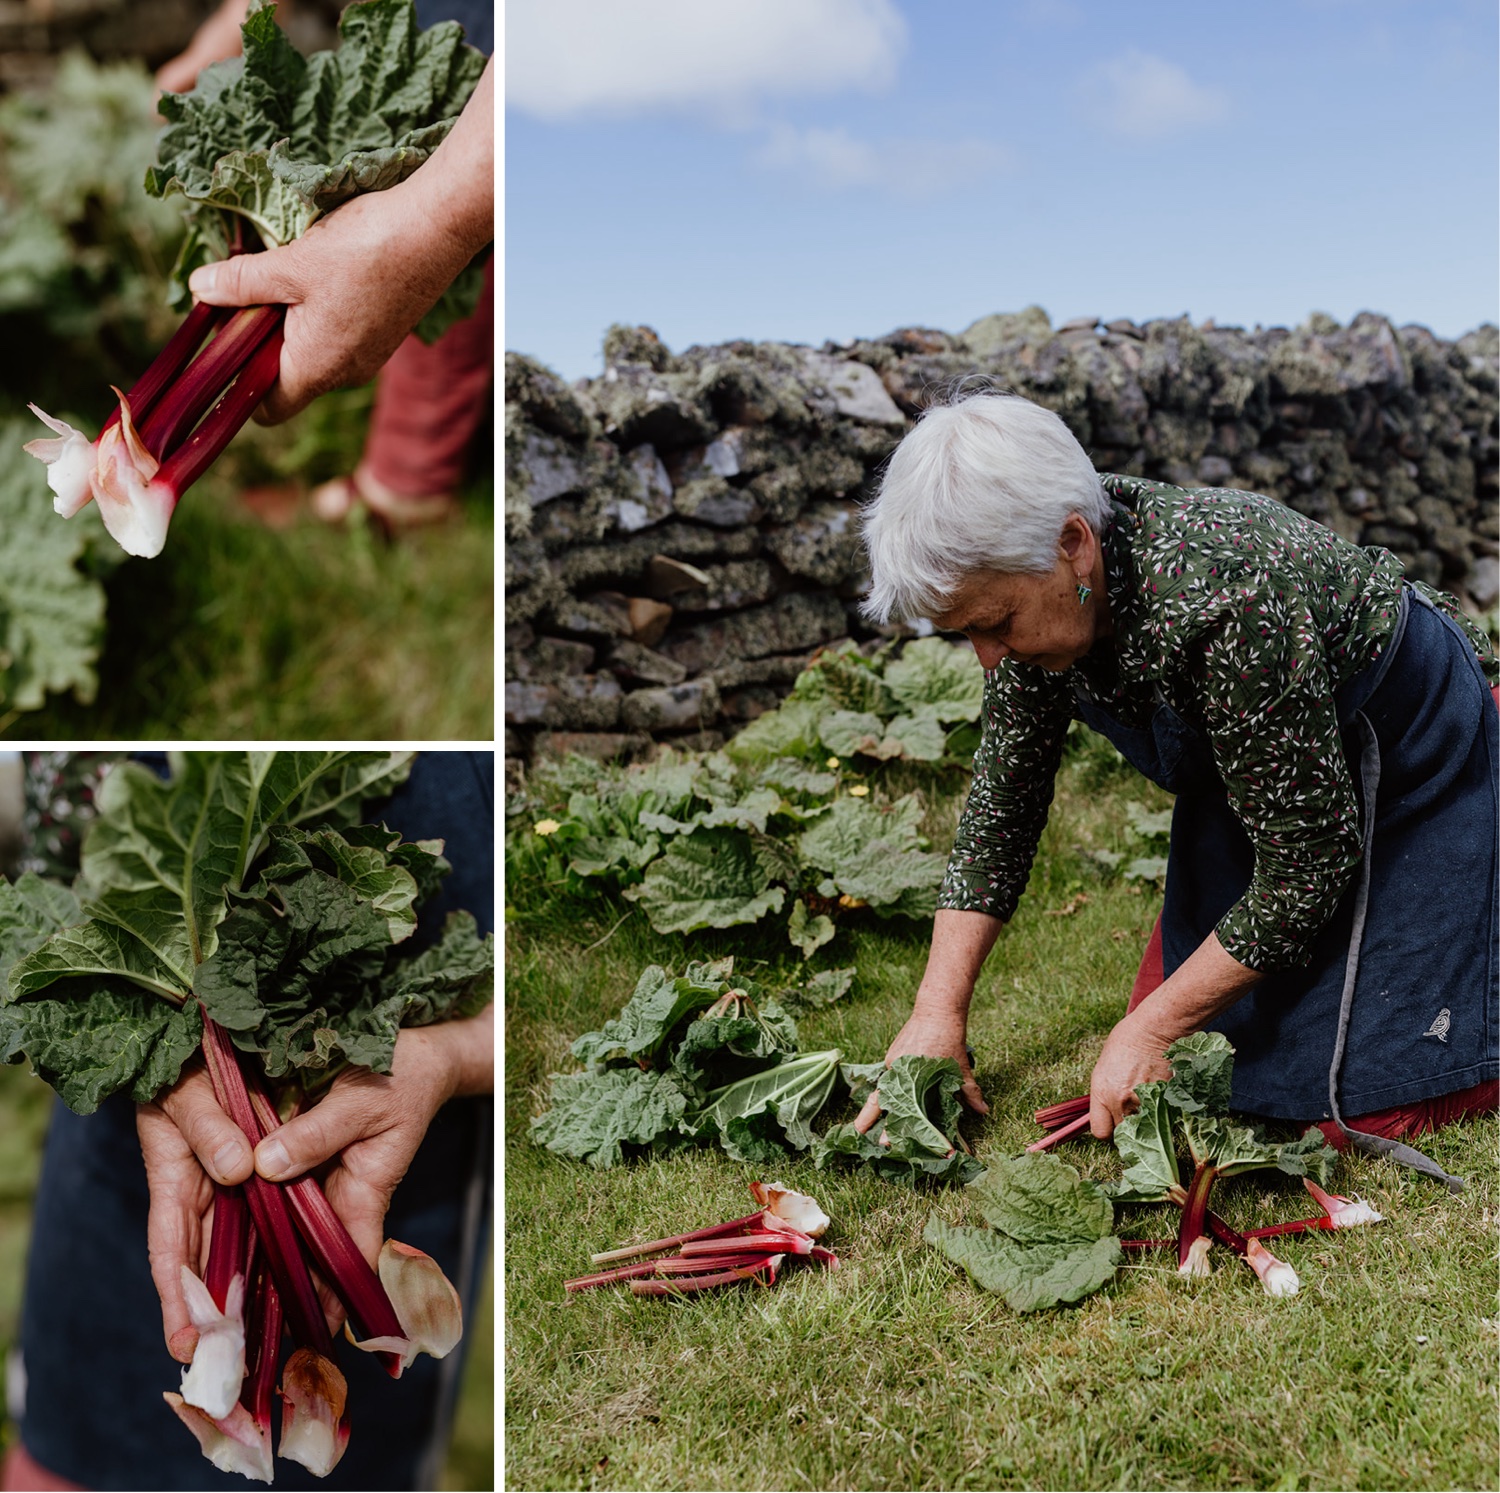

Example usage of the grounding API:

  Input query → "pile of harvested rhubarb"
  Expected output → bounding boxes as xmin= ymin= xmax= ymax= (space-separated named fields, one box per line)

xmin=566 ymin=1183 xmax=839 ymax=1296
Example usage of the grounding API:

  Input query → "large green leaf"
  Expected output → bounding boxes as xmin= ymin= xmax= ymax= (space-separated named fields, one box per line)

xmin=624 ymin=828 xmax=786 ymax=934
xmin=924 ymin=1218 xmax=1122 ymax=1314
xmin=813 ymin=1056 xmax=983 ymax=1186
xmin=568 ymin=962 xmax=725 ymax=1068
xmin=970 ymin=1153 xmax=1116 ymax=1244
xmin=147 ymin=0 xmax=487 ymax=320
xmin=1106 ymin=1081 xmax=1182 ymax=1203
xmin=0 ymin=421 xmax=107 ymax=714
xmin=882 ymin=637 xmax=985 ymax=721
xmin=530 ymin=1067 xmax=692 ymax=1169
xmin=798 ymin=796 xmax=945 ymax=915
xmin=685 ymin=1048 xmax=842 ymax=1161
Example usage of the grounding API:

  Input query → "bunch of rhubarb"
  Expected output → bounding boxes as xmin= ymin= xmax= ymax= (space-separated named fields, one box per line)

xmin=23 ymin=0 xmax=486 ymax=558
xmin=0 ymin=751 xmax=494 ymax=1481
xmin=566 ymin=1183 xmax=839 ymax=1297
xmin=926 ymin=1034 xmax=1383 ymax=1312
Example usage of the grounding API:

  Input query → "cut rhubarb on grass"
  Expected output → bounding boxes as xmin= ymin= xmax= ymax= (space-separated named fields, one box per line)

xmin=572 ymin=1184 xmax=836 ymax=1300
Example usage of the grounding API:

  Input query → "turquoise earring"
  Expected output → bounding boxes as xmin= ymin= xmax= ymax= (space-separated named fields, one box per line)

xmin=1076 ymin=580 xmax=1092 ymax=605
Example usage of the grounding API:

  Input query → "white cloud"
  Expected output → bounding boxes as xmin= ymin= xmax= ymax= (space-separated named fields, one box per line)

xmin=753 ymin=123 xmax=1015 ymax=198
xmin=506 ymin=0 xmax=906 ymax=122
xmin=1082 ymin=49 xmax=1229 ymax=140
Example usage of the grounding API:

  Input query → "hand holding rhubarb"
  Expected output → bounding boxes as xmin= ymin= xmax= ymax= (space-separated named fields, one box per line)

xmin=188 ymin=59 xmax=494 ymax=424
xmin=21 ymin=0 xmax=487 ymax=554
xmin=0 ymin=751 xmax=494 ymax=1482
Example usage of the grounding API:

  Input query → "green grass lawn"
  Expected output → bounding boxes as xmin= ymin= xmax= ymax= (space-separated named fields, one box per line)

xmin=505 ymin=752 xmax=1499 ymax=1492
xmin=2 ymin=388 xmax=494 ymax=741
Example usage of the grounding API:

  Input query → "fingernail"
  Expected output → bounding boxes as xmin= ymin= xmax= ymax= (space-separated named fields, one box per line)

xmin=257 ymin=1137 xmax=291 ymax=1178
xmin=189 ymin=264 xmax=218 ymax=296
xmin=212 ymin=1141 xmax=246 ymax=1180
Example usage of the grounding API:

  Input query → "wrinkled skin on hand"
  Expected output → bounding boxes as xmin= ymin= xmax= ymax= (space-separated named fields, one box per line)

xmin=1088 ymin=1012 xmax=1172 ymax=1139
xmin=851 ymin=1006 xmax=988 ymax=1139
xmin=137 ymin=1007 xmax=493 ymax=1359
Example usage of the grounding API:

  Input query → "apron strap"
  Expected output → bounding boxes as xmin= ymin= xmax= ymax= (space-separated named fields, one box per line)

xmin=1327 ymin=710 xmax=1466 ymax=1193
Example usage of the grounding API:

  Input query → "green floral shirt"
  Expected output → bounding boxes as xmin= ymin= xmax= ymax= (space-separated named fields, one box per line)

xmin=938 ymin=475 xmax=1498 ymax=970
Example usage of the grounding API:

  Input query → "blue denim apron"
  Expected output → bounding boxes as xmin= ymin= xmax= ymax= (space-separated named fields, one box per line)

xmin=1075 ymin=591 xmax=1498 ymax=1189
xmin=16 ymin=752 xmax=494 ymax=1491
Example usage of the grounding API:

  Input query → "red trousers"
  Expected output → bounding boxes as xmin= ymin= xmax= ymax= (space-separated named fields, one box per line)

xmin=362 ymin=257 xmax=494 ymax=498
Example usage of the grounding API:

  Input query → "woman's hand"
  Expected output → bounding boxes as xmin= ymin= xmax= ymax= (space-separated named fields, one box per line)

xmin=851 ymin=1006 xmax=988 ymax=1136
xmin=1087 ymin=1010 xmax=1172 ymax=1139
xmin=186 ymin=59 xmax=493 ymax=424
xmin=136 ymin=1006 xmax=493 ymax=1361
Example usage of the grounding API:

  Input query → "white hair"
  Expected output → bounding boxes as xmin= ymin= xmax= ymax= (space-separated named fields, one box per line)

xmin=859 ymin=390 xmax=1110 ymax=623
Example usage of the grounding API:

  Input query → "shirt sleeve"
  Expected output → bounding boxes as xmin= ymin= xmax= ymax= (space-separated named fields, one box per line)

xmin=1191 ymin=591 xmax=1366 ymax=970
xmin=937 ymin=659 xmax=1073 ymax=921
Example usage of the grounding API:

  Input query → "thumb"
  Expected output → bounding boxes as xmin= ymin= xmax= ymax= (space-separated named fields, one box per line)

xmin=253 ymin=1092 xmax=369 ymax=1182
xmin=960 ymin=1075 xmax=989 ymax=1115
xmin=189 ymin=245 xmax=301 ymax=308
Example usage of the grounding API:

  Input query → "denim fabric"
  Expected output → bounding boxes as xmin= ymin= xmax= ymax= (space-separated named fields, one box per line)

xmin=17 ymin=752 xmax=493 ymax=1491
xmin=1078 ymin=599 xmax=1498 ymax=1118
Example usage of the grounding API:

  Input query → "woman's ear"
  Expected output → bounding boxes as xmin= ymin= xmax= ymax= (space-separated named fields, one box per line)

xmin=1058 ymin=513 xmax=1096 ymax=570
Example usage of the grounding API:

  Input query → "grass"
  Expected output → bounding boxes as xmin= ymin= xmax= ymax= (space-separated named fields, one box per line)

xmin=2 ymin=387 xmax=494 ymax=740
xmin=0 ymin=1060 xmax=495 ymax=1489
xmin=504 ymin=748 xmax=1500 ymax=1493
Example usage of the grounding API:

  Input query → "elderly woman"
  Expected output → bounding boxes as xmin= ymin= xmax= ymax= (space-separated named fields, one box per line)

xmin=854 ymin=390 xmax=1497 ymax=1187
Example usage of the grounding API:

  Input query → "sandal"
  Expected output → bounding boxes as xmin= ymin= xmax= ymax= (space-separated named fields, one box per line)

xmin=310 ymin=468 xmax=459 ymax=537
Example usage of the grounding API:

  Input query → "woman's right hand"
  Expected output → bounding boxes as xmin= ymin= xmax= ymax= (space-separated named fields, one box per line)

xmin=851 ymin=1004 xmax=988 ymax=1135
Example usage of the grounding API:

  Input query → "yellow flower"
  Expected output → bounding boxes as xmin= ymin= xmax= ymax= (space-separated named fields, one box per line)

xmin=825 ymin=756 xmax=840 ymax=770
xmin=534 ymin=819 xmax=561 ymax=835
xmin=847 ymin=784 xmax=870 ymax=797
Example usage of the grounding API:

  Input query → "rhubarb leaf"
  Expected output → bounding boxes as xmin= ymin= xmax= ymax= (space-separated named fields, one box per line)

xmin=671 ymin=999 xmax=799 ymax=1091
xmin=923 ymin=1218 xmax=1123 ymax=1313
xmin=881 ymin=637 xmax=985 ymax=722
xmin=1161 ymin=1030 xmax=1235 ymax=1114
xmin=529 ymin=1067 xmax=692 ymax=1169
xmin=788 ymin=898 xmax=835 ymax=959
xmin=1107 ymin=1081 xmax=1182 ymax=1203
xmin=1 ymin=979 xmax=203 ymax=1113
xmin=623 ymin=828 xmax=786 ymax=934
xmin=813 ymin=1056 xmax=984 ymax=1186
xmin=147 ymin=0 xmax=487 ymax=334
xmin=969 ymin=1153 xmax=1116 ymax=1244
xmin=684 ymin=1048 xmax=843 ymax=1162
xmin=569 ymin=961 xmax=730 ymax=1068
xmin=1180 ymin=1112 xmax=1336 ymax=1184
xmin=796 ymin=797 xmax=945 ymax=917
xmin=0 ymin=416 xmax=107 ymax=714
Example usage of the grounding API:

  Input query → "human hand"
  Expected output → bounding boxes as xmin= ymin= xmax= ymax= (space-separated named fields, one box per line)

xmin=154 ymin=0 xmax=251 ymax=98
xmin=136 ymin=1006 xmax=493 ymax=1361
xmin=186 ymin=57 xmax=493 ymax=424
xmin=1087 ymin=1011 xmax=1172 ymax=1139
xmin=851 ymin=1004 xmax=988 ymax=1137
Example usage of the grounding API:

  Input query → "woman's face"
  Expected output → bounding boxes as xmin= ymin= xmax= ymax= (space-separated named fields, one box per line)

xmin=929 ymin=518 xmax=1104 ymax=673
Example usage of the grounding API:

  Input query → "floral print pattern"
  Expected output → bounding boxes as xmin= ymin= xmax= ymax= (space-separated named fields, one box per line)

xmin=938 ymin=475 xmax=1498 ymax=971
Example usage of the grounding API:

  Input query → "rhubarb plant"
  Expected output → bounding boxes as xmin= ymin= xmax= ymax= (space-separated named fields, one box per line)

xmin=928 ymin=1035 xmax=1374 ymax=1312
xmin=530 ymin=958 xmax=842 ymax=1168
xmin=0 ymin=751 xmax=494 ymax=1482
xmin=22 ymin=0 xmax=487 ymax=558
xmin=814 ymin=1056 xmax=984 ymax=1186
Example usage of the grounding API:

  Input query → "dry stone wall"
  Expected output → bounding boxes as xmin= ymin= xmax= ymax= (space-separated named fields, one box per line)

xmin=505 ymin=311 xmax=1499 ymax=766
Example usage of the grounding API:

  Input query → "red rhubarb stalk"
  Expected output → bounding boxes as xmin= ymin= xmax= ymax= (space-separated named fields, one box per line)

xmin=628 ymin=1261 xmax=779 ymax=1295
xmin=198 ymin=1013 xmax=329 ymax=1350
xmin=678 ymin=1230 xmax=812 ymax=1257
xmin=138 ymin=304 xmax=283 ymax=459
xmin=1026 ymin=1112 xmax=1093 ymax=1152
xmin=154 ymin=318 xmax=284 ymax=500
xmin=587 ymin=1210 xmax=772 ymax=1265
xmin=243 ymin=1082 xmax=407 ymax=1377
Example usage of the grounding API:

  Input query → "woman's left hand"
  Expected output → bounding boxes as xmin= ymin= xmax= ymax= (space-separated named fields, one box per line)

xmin=1088 ymin=1011 xmax=1172 ymax=1138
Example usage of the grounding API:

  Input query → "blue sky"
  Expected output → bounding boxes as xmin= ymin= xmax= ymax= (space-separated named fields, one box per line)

xmin=504 ymin=0 xmax=1498 ymax=381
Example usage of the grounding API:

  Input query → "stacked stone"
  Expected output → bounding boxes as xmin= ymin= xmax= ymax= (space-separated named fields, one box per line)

xmin=506 ymin=310 xmax=1498 ymax=767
